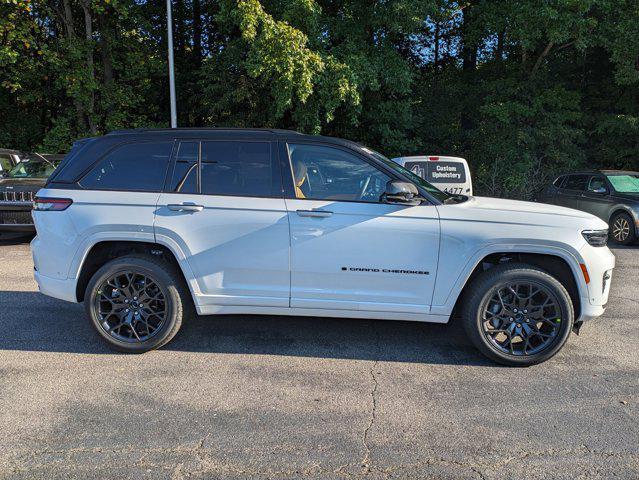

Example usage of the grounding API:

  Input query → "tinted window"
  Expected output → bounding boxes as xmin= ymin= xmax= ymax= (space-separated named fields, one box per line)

xmin=170 ymin=142 xmax=198 ymax=193
xmin=563 ymin=175 xmax=588 ymax=191
xmin=80 ymin=142 xmax=172 ymax=191
xmin=7 ymin=159 xmax=57 ymax=178
xmin=553 ymin=176 xmax=565 ymax=187
xmin=587 ymin=176 xmax=607 ymax=192
xmin=201 ymin=141 xmax=273 ymax=197
xmin=0 ymin=155 xmax=12 ymax=172
xmin=288 ymin=144 xmax=391 ymax=202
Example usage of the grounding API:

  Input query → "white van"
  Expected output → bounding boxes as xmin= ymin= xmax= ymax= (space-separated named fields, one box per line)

xmin=392 ymin=155 xmax=472 ymax=195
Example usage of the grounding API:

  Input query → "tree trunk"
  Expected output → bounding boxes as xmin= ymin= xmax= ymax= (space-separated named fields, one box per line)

xmin=434 ymin=22 xmax=440 ymax=66
xmin=193 ymin=0 xmax=202 ymax=65
xmin=531 ymin=42 xmax=554 ymax=77
xmin=60 ymin=0 xmax=89 ymax=132
xmin=460 ymin=0 xmax=478 ymax=141
xmin=496 ymin=30 xmax=504 ymax=61
xmin=80 ymin=0 xmax=97 ymax=134
xmin=98 ymin=13 xmax=114 ymax=86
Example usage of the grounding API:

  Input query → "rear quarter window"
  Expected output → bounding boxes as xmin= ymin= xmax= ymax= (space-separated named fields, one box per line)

xmin=553 ymin=176 xmax=565 ymax=187
xmin=79 ymin=141 xmax=173 ymax=192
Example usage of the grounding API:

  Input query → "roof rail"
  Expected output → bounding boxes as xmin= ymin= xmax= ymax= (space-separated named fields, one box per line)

xmin=107 ymin=127 xmax=303 ymax=135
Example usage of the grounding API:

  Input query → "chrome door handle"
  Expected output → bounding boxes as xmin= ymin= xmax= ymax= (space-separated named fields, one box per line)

xmin=296 ymin=209 xmax=333 ymax=218
xmin=167 ymin=203 xmax=204 ymax=212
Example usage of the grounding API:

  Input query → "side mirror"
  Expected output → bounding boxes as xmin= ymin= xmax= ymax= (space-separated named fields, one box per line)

xmin=383 ymin=180 xmax=422 ymax=206
xmin=591 ymin=187 xmax=608 ymax=194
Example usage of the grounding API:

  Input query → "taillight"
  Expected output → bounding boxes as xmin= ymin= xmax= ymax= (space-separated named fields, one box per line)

xmin=428 ymin=156 xmax=439 ymax=161
xmin=33 ymin=197 xmax=73 ymax=211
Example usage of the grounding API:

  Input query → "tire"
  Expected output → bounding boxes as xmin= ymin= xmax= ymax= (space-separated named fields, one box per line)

xmin=84 ymin=254 xmax=188 ymax=353
xmin=461 ymin=263 xmax=574 ymax=367
xmin=610 ymin=212 xmax=636 ymax=245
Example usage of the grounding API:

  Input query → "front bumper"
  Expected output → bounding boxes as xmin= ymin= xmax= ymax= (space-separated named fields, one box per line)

xmin=577 ymin=243 xmax=615 ymax=322
xmin=0 ymin=202 xmax=34 ymax=231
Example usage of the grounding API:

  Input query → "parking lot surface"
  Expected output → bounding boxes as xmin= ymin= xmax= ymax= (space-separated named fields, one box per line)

xmin=0 ymin=238 xmax=638 ymax=479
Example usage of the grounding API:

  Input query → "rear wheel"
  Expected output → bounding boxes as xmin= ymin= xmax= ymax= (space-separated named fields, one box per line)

xmin=461 ymin=263 xmax=574 ymax=366
xmin=84 ymin=255 xmax=186 ymax=352
xmin=610 ymin=212 xmax=636 ymax=245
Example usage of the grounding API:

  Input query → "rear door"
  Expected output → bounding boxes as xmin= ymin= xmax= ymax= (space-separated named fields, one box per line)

xmin=556 ymin=174 xmax=587 ymax=209
xmin=284 ymin=142 xmax=440 ymax=314
xmin=154 ymin=139 xmax=291 ymax=308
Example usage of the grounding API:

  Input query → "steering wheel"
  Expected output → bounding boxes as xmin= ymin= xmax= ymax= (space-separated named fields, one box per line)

xmin=359 ymin=175 xmax=372 ymax=199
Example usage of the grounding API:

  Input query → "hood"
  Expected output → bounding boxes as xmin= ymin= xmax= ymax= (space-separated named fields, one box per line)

xmin=611 ymin=192 xmax=639 ymax=203
xmin=0 ymin=177 xmax=47 ymax=191
xmin=447 ymin=196 xmax=609 ymax=230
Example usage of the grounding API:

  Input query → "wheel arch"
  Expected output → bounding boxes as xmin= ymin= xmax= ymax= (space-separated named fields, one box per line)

xmin=450 ymin=251 xmax=583 ymax=323
xmin=75 ymin=239 xmax=197 ymax=304
xmin=609 ymin=207 xmax=634 ymax=224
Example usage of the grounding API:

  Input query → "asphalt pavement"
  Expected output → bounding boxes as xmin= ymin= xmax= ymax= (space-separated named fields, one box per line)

xmin=0 ymin=237 xmax=637 ymax=479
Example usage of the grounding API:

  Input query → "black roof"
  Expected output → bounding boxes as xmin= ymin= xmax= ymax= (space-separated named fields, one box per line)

xmin=0 ymin=148 xmax=24 ymax=155
xmin=49 ymin=128 xmax=367 ymax=185
xmin=105 ymin=127 xmax=363 ymax=149
xmin=559 ymin=169 xmax=639 ymax=176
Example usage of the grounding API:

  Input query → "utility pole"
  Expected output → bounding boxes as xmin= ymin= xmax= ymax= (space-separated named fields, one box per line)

xmin=167 ymin=0 xmax=177 ymax=128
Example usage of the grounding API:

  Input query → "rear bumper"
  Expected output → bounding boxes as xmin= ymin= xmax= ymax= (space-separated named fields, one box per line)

xmin=34 ymin=270 xmax=78 ymax=303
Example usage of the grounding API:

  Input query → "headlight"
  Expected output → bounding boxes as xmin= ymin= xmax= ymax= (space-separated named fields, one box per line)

xmin=582 ymin=229 xmax=608 ymax=247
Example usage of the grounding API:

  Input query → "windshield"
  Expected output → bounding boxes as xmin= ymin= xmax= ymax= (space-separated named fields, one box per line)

xmin=6 ymin=158 xmax=57 ymax=179
xmin=606 ymin=174 xmax=639 ymax=193
xmin=361 ymin=147 xmax=453 ymax=203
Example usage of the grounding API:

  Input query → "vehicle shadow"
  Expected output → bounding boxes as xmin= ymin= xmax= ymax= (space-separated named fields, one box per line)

xmin=0 ymin=290 xmax=494 ymax=366
xmin=0 ymin=232 xmax=34 ymax=245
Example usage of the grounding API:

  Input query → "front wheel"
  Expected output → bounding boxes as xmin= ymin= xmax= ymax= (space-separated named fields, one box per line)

xmin=610 ymin=212 xmax=636 ymax=245
xmin=84 ymin=255 xmax=187 ymax=352
xmin=461 ymin=263 xmax=574 ymax=367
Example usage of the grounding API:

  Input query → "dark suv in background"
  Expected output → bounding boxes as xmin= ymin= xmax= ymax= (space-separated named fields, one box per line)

xmin=536 ymin=170 xmax=639 ymax=245
xmin=0 ymin=153 xmax=64 ymax=234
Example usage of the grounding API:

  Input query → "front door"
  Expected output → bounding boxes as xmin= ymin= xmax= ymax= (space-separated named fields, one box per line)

xmin=154 ymin=139 xmax=290 ymax=308
xmin=579 ymin=175 xmax=614 ymax=221
xmin=283 ymin=142 xmax=440 ymax=314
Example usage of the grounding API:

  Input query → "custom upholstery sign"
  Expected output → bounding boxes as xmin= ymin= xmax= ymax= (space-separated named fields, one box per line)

xmin=404 ymin=161 xmax=466 ymax=184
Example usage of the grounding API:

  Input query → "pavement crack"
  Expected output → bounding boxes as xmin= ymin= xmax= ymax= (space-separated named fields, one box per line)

xmin=361 ymin=322 xmax=381 ymax=473
xmin=609 ymin=294 xmax=639 ymax=306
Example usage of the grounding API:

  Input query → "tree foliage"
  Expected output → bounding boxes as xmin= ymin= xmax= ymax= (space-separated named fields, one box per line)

xmin=1 ymin=0 xmax=637 ymax=198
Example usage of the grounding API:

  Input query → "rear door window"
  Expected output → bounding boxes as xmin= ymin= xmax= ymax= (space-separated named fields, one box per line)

xmin=169 ymin=140 xmax=279 ymax=197
xmin=80 ymin=141 xmax=173 ymax=191
xmin=563 ymin=174 xmax=588 ymax=191
xmin=201 ymin=141 xmax=274 ymax=197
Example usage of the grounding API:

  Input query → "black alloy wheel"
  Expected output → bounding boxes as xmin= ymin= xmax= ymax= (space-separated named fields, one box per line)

xmin=94 ymin=271 xmax=167 ymax=343
xmin=481 ymin=282 xmax=562 ymax=356
xmin=85 ymin=255 xmax=187 ymax=352
xmin=461 ymin=263 xmax=573 ymax=366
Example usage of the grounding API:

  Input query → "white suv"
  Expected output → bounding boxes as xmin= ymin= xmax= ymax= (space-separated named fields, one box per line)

xmin=31 ymin=129 xmax=615 ymax=366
